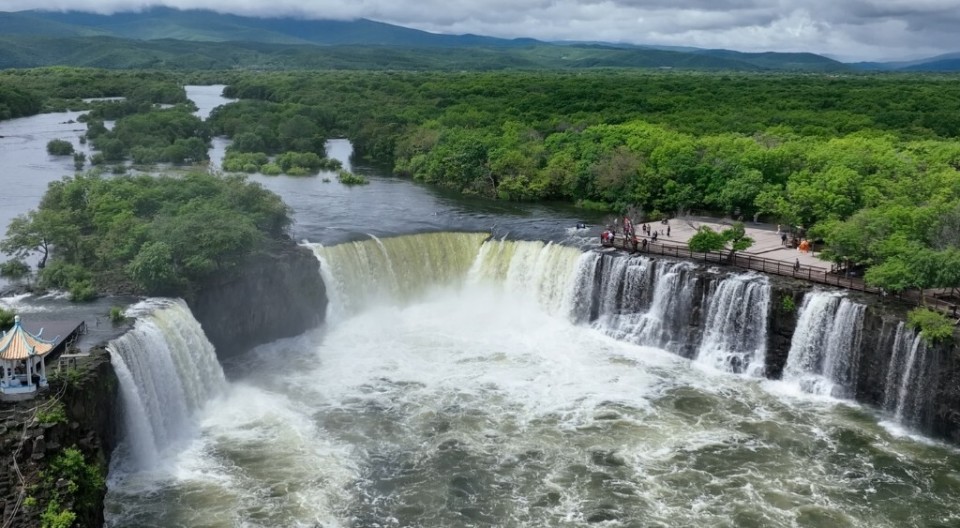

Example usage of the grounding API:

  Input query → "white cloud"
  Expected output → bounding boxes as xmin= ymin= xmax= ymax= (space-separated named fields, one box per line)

xmin=0 ymin=0 xmax=958 ymax=60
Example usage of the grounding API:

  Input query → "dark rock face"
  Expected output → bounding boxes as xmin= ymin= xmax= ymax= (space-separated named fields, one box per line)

xmin=764 ymin=282 xmax=809 ymax=380
xmin=0 ymin=349 xmax=118 ymax=528
xmin=188 ymin=240 xmax=327 ymax=360
xmin=588 ymin=252 xmax=960 ymax=446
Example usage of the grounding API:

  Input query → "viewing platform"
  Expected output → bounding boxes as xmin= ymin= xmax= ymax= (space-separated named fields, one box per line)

xmin=0 ymin=317 xmax=86 ymax=402
xmin=602 ymin=216 xmax=957 ymax=316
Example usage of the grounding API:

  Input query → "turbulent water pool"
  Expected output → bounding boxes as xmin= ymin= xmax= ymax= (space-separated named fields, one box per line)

xmin=103 ymin=236 xmax=960 ymax=528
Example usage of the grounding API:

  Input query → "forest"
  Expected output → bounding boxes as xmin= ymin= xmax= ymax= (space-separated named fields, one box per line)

xmin=3 ymin=67 xmax=960 ymax=299
xmin=1 ymin=172 xmax=290 ymax=300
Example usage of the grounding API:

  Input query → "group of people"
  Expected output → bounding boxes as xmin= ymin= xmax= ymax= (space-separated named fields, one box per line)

xmin=600 ymin=216 xmax=670 ymax=251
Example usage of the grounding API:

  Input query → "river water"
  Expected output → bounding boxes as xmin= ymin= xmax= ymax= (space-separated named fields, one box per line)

xmin=3 ymin=87 xmax=959 ymax=527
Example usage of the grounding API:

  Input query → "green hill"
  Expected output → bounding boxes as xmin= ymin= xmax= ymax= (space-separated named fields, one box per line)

xmin=0 ymin=7 xmax=853 ymax=72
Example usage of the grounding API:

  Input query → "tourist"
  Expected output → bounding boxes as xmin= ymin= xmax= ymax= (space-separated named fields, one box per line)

xmin=667 ymin=225 xmax=671 ymax=237
xmin=642 ymin=238 xmax=648 ymax=251
xmin=652 ymin=231 xmax=658 ymax=242
xmin=781 ymin=232 xmax=787 ymax=246
xmin=794 ymin=258 xmax=801 ymax=272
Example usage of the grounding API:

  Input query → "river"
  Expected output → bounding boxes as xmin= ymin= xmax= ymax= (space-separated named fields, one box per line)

xmin=3 ymin=87 xmax=959 ymax=527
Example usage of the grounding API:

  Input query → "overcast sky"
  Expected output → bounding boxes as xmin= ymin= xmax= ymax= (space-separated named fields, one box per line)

xmin=1 ymin=0 xmax=958 ymax=61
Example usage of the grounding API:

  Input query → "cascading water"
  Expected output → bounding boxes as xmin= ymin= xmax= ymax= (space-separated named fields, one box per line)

xmin=468 ymin=238 xmax=589 ymax=315
xmin=575 ymin=254 xmax=702 ymax=356
xmin=783 ymin=291 xmax=866 ymax=397
xmin=108 ymin=298 xmax=227 ymax=470
xmin=881 ymin=323 xmax=930 ymax=425
xmin=310 ymin=232 xmax=489 ymax=318
xmin=696 ymin=274 xmax=771 ymax=376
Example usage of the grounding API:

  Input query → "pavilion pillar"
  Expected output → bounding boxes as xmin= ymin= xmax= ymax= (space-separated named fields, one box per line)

xmin=39 ymin=358 xmax=47 ymax=386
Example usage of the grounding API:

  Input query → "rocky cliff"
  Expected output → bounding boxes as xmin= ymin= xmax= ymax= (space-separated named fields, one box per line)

xmin=188 ymin=239 xmax=327 ymax=360
xmin=0 ymin=349 xmax=118 ymax=528
xmin=585 ymin=251 xmax=960 ymax=445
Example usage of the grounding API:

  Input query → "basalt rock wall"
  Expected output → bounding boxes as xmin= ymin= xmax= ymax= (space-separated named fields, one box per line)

xmin=189 ymin=239 xmax=327 ymax=360
xmin=594 ymin=251 xmax=959 ymax=445
xmin=0 ymin=348 xmax=118 ymax=528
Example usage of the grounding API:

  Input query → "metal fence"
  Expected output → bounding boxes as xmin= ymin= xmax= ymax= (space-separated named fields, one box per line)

xmin=605 ymin=236 xmax=957 ymax=315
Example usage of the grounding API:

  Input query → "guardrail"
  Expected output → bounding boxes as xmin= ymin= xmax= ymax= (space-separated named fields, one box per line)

xmin=603 ymin=236 xmax=957 ymax=315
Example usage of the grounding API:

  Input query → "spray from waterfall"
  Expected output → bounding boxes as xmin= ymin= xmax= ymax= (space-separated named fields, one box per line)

xmin=109 ymin=299 xmax=226 ymax=470
xmin=783 ymin=292 xmax=865 ymax=397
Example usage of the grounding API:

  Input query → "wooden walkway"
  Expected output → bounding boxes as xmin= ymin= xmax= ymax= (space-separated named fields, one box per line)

xmin=604 ymin=236 xmax=958 ymax=315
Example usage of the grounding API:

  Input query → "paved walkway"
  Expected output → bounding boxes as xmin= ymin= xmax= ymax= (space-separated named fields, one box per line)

xmin=644 ymin=216 xmax=828 ymax=269
xmin=608 ymin=215 xmax=957 ymax=315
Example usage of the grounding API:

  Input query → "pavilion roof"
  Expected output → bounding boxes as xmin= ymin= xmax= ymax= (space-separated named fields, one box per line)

xmin=0 ymin=315 xmax=58 ymax=361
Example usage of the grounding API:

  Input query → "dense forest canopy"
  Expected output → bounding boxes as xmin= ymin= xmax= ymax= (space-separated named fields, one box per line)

xmin=3 ymin=67 xmax=960 ymax=297
xmin=1 ymin=171 xmax=290 ymax=300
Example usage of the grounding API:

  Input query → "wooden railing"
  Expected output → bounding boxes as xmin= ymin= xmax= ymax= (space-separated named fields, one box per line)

xmin=603 ymin=236 xmax=958 ymax=315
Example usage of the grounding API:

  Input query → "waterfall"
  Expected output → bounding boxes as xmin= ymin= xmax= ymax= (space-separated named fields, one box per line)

xmin=108 ymin=299 xmax=227 ymax=470
xmin=881 ymin=323 xmax=929 ymax=425
xmin=783 ymin=292 xmax=865 ymax=397
xmin=583 ymin=256 xmax=701 ymax=356
xmin=310 ymin=232 xmax=489 ymax=317
xmin=696 ymin=274 xmax=771 ymax=376
xmin=468 ymin=238 xmax=590 ymax=315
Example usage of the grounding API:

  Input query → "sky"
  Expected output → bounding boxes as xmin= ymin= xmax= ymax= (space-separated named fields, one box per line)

xmin=1 ymin=0 xmax=958 ymax=61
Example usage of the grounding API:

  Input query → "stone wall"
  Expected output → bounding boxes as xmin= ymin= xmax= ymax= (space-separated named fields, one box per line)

xmin=188 ymin=239 xmax=327 ymax=360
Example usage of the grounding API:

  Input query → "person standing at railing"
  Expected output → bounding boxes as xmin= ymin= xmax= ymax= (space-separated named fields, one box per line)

xmin=794 ymin=258 xmax=801 ymax=272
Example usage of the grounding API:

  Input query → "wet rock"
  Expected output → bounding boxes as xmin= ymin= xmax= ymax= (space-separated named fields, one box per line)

xmin=586 ymin=505 xmax=620 ymax=523
xmin=591 ymin=450 xmax=627 ymax=467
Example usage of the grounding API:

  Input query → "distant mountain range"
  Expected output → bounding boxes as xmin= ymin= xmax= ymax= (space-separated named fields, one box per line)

xmin=0 ymin=7 xmax=956 ymax=72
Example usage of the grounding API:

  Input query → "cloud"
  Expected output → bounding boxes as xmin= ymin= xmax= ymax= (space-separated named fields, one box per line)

xmin=0 ymin=0 xmax=956 ymax=60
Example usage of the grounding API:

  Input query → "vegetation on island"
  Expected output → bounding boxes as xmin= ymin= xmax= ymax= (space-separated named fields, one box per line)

xmin=4 ymin=67 xmax=960 ymax=308
xmin=337 ymin=170 xmax=369 ymax=185
xmin=46 ymin=139 xmax=74 ymax=156
xmin=1 ymin=171 xmax=290 ymax=300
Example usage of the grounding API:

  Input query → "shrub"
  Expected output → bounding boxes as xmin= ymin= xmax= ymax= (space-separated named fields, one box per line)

xmin=260 ymin=162 xmax=282 ymax=175
xmin=72 ymin=152 xmax=86 ymax=171
xmin=0 ymin=259 xmax=29 ymax=278
xmin=68 ymin=280 xmax=97 ymax=302
xmin=276 ymin=151 xmax=322 ymax=172
xmin=337 ymin=170 xmax=369 ymax=185
xmin=46 ymin=139 xmax=74 ymax=156
xmin=109 ymin=306 xmax=125 ymax=323
xmin=40 ymin=262 xmax=91 ymax=290
xmin=40 ymin=499 xmax=75 ymax=528
xmin=284 ymin=166 xmax=311 ymax=176
xmin=222 ymin=151 xmax=268 ymax=173
xmin=36 ymin=401 xmax=68 ymax=425
xmin=780 ymin=295 xmax=797 ymax=313
xmin=49 ymin=367 xmax=84 ymax=389
xmin=907 ymin=307 xmax=955 ymax=344
xmin=0 ymin=307 xmax=14 ymax=331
